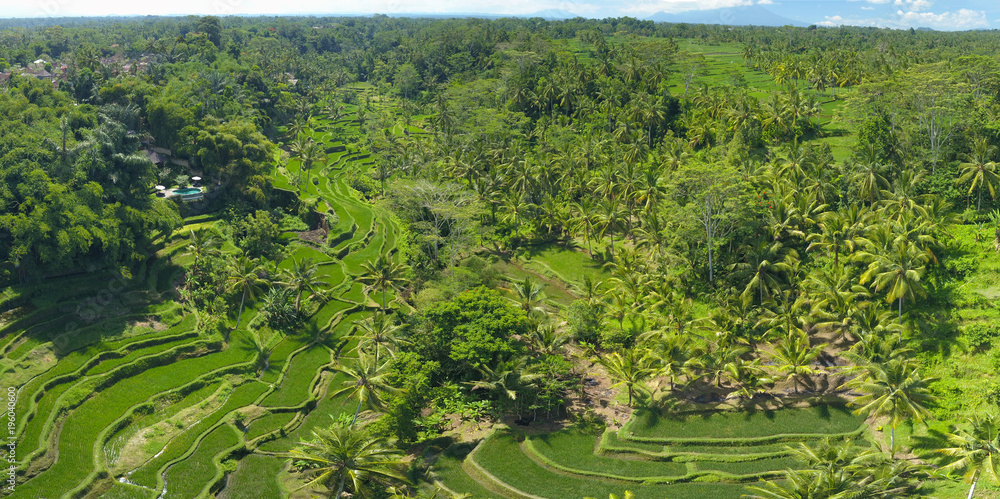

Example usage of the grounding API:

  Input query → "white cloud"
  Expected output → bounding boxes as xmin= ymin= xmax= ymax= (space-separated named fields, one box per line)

xmin=893 ymin=0 xmax=932 ymax=12
xmin=861 ymin=6 xmax=875 ymax=10
xmin=901 ymin=8 xmax=987 ymax=28
xmin=619 ymin=0 xmax=755 ymax=16
xmin=757 ymin=0 xmax=773 ymax=5
xmin=818 ymin=7 xmax=987 ymax=30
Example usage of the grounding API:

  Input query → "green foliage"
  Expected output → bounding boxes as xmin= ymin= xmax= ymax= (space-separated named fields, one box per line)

xmin=229 ymin=210 xmax=281 ymax=259
xmin=566 ymin=299 xmax=605 ymax=344
xmin=624 ymin=406 xmax=865 ymax=442
xmin=962 ymin=322 xmax=1000 ymax=350
xmin=411 ymin=287 xmax=528 ymax=382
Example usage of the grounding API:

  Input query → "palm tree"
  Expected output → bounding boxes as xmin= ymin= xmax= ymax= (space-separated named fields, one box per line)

xmin=358 ymin=253 xmax=409 ymax=311
xmin=280 ymin=257 xmax=327 ymax=313
xmin=352 ymin=312 xmax=407 ymax=364
xmin=467 ymin=358 xmax=542 ymax=418
xmin=957 ymin=136 xmax=1000 ymax=211
xmin=746 ymin=468 xmax=856 ymax=499
xmin=841 ymin=357 xmax=937 ymax=457
xmin=767 ymin=330 xmax=827 ymax=393
xmin=510 ymin=276 xmax=546 ymax=315
xmin=530 ymin=322 xmax=571 ymax=355
xmin=938 ymin=414 xmax=1000 ymax=499
xmin=299 ymin=139 xmax=325 ymax=187
xmin=226 ymin=253 xmax=267 ymax=337
xmin=597 ymin=348 xmax=654 ymax=407
xmin=596 ymin=199 xmax=623 ymax=262
xmin=807 ymin=210 xmax=862 ymax=271
xmin=331 ymin=352 xmax=399 ymax=426
xmin=282 ymin=423 xmax=406 ymax=498
xmin=851 ymin=144 xmax=890 ymax=207
xmin=186 ymin=229 xmax=221 ymax=276
xmin=732 ymin=239 xmax=792 ymax=305
xmin=857 ymin=242 xmax=930 ymax=323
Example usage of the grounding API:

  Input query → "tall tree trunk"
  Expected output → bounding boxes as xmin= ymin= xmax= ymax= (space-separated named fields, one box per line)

xmin=889 ymin=426 xmax=895 ymax=459
xmin=334 ymin=473 xmax=347 ymax=499
xmin=899 ymin=295 xmax=903 ymax=325
xmin=968 ymin=473 xmax=979 ymax=499
xmin=232 ymin=288 xmax=248 ymax=341
xmin=707 ymin=236 xmax=714 ymax=284
xmin=609 ymin=231 xmax=615 ymax=262
xmin=351 ymin=398 xmax=363 ymax=426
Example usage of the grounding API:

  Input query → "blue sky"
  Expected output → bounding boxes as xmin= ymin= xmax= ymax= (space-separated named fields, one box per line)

xmin=1 ymin=0 xmax=996 ymax=30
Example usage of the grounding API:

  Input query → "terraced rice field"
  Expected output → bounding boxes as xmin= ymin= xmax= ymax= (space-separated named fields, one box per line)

xmin=2 ymin=87 xmax=398 ymax=498
xmin=433 ymin=405 xmax=867 ymax=499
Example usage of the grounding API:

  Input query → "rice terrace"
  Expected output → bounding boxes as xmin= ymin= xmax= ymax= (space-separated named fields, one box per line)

xmin=3 ymin=9 xmax=1000 ymax=499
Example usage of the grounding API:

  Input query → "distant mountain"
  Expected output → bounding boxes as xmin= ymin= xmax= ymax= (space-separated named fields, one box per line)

xmin=523 ymin=9 xmax=578 ymax=20
xmin=647 ymin=5 xmax=809 ymax=27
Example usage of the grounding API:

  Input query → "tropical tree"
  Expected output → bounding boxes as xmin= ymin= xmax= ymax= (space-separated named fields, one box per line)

xmin=597 ymin=348 xmax=655 ymax=407
xmin=957 ymin=136 xmax=1000 ymax=211
xmin=857 ymin=242 xmax=930 ymax=323
xmin=226 ymin=253 xmax=267 ymax=336
xmin=841 ymin=357 xmax=937 ymax=457
xmin=352 ymin=312 xmax=407 ymax=364
xmin=807 ymin=210 xmax=863 ymax=271
xmin=358 ymin=253 xmax=409 ymax=311
xmin=467 ymin=357 xmax=542 ymax=418
xmin=282 ymin=423 xmax=406 ymax=498
xmin=186 ymin=229 xmax=221 ymax=275
xmin=509 ymin=276 xmax=546 ymax=315
xmin=745 ymin=468 xmax=857 ymax=499
xmin=331 ymin=352 xmax=399 ymax=426
xmin=767 ymin=330 xmax=827 ymax=393
xmin=938 ymin=414 xmax=1000 ymax=499
xmin=280 ymin=257 xmax=327 ymax=313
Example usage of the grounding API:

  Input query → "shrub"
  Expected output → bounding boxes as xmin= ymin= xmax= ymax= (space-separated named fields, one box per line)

xmin=963 ymin=322 xmax=1000 ymax=349
xmin=278 ymin=214 xmax=309 ymax=232
xmin=566 ymin=300 xmax=603 ymax=344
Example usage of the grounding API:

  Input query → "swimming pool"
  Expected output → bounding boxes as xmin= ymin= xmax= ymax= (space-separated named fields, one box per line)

xmin=174 ymin=187 xmax=202 ymax=195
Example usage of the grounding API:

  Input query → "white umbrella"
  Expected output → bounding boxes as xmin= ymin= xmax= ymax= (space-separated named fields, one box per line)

xmin=155 ymin=185 xmax=165 ymax=190
xmin=191 ymin=176 xmax=201 ymax=181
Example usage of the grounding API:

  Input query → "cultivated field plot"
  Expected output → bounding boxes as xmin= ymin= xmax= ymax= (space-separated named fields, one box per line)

xmin=2 ymin=87 xmax=395 ymax=498
xmin=433 ymin=405 xmax=867 ymax=499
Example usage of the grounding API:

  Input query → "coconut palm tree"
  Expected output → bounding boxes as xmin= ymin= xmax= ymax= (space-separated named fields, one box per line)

xmin=807 ymin=210 xmax=862 ymax=271
xmin=529 ymin=322 xmax=572 ymax=355
xmin=958 ymin=136 xmax=1000 ymax=211
xmin=467 ymin=357 xmax=542 ymax=418
xmin=857 ymin=241 xmax=930 ymax=324
xmin=331 ymin=352 xmax=399 ymax=426
xmin=767 ymin=330 xmax=827 ymax=393
xmin=509 ymin=276 xmax=546 ymax=314
xmin=938 ymin=414 xmax=1000 ymax=499
xmin=186 ymin=229 xmax=221 ymax=276
xmin=282 ymin=423 xmax=406 ymax=498
xmin=598 ymin=348 xmax=655 ymax=407
xmin=596 ymin=199 xmax=624 ymax=262
xmin=746 ymin=468 xmax=856 ymax=499
xmin=351 ymin=312 xmax=407 ymax=364
xmin=358 ymin=253 xmax=409 ymax=311
xmin=841 ymin=357 xmax=937 ymax=457
xmin=280 ymin=257 xmax=327 ymax=313
xmin=226 ymin=253 xmax=267 ymax=337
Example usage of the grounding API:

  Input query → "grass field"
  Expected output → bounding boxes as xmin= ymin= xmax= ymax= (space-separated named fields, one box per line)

xmin=438 ymin=403 xmax=871 ymax=498
xmin=470 ymin=433 xmax=748 ymax=499
xmin=218 ymin=454 xmax=285 ymax=499
xmin=162 ymin=424 xmax=240 ymax=499
xmin=624 ymin=405 xmax=864 ymax=441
